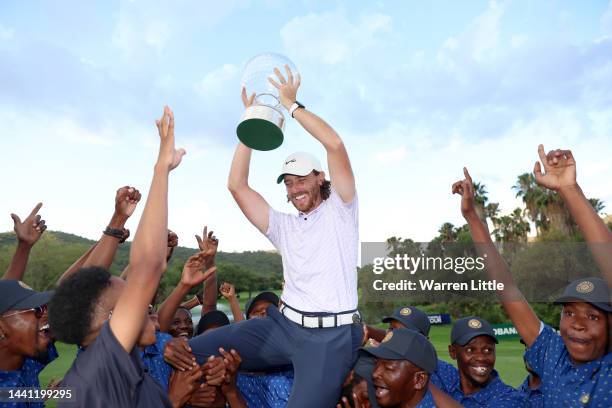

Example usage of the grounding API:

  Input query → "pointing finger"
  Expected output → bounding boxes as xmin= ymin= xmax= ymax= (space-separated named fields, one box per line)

xmin=29 ymin=203 xmax=43 ymax=218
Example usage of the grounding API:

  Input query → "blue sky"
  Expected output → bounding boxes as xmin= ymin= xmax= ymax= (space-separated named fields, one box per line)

xmin=1 ymin=0 xmax=611 ymax=251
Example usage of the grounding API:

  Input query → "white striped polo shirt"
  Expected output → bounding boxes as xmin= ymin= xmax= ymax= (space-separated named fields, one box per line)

xmin=266 ymin=188 xmax=358 ymax=313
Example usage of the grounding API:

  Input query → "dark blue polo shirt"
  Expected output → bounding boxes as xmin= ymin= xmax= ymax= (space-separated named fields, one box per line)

xmin=0 ymin=343 xmax=58 ymax=408
xmin=524 ymin=323 xmax=612 ymax=407
xmin=437 ymin=363 xmax=528 ymax=407
xmin=518 ymin=377 xmax=543 ymax=408
xmin=58 ymin=322 xmax=171 ymax=408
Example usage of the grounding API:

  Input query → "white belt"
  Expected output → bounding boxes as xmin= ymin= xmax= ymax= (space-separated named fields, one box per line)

xmin=279 ymin=304 xmax=361 ymax=329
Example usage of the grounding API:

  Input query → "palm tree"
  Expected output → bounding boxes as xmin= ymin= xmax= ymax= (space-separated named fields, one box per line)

xmin=437 ymin=222 xmax=457 ymax=243
xmin=588 ymin=198 xmax=605 ymax=215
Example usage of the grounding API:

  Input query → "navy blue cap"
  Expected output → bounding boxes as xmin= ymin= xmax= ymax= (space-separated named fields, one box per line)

xmin=382 ymin=306 xmax=431 ymax=336
xmin=451 ymin=316 xmax=498 ymax=346
xmin=554 ymin=277 xmax=611 ymax=312
xmin=245 ymin=291 xmax=280 ymax=317
xmin=0 ymin=280 xmax=53 ymax=315
xmin=360 ymin=328 xmax=438 ymax=374
xmin=196 ymin=310 xmax=230 ymax=334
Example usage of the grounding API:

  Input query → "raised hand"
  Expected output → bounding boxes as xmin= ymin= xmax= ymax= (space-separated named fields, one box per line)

xmin=155 ymin=106 xmax=186 ymax=171
xmin=11 ymin=203 xmax=46 ymax=246
xmin=452 ymin=167 xmax=477 ymax=219
xmin=219 ymin=282 xmax=236 ymax=300
xmin=219 ymin=348 xmax=242 ymax=395
xmin=180 ymin=251 xmax=217 ymax=288
xmin=268 ymin=64 xmax=301 ymax=110
xmin=115 ymin=186 xmax=141 ymax=219
xmin=241 ymin=87 xmax=256 ymax=108
xmin=195 ymin=226 xmax=218 ymax=260
xmin=166 ymin=229 xmax=179 ymax=261
xmin=534 ymin=144 xmax=577 ymax=191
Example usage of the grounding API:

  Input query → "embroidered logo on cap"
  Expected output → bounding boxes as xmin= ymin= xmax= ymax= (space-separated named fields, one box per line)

xmin=399 ymin=307 xmax=412 ymax=316
xmin=579 ymin=393 xmax=590 ymax=404
xmin=285 ymin=159 xmax=296 ymax=165
xmin=468 ymin=319 xmax=482 ymax=329
xmin=382 ymin=331 xmax=394 ymax=343
xmin=576 ymin=281 xmax=594 ymax=294
xmin=18 ymin=281 xmax=33 ymax=290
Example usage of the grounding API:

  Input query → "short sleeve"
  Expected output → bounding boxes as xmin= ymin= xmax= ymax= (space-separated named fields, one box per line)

xmin=266 ymin=207 xmax=287 ymax=249
xmin=328 ymin=188 xmax=358 ymax=220
xmin=524 ymin=324 xmax=563 ymax=379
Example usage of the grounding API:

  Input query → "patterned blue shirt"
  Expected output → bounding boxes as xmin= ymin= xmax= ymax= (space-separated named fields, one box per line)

xmin=141 ymin=331 xmax=173 ymax=392
xmin=519 ymin=377 xmax=543 ymax=408
xmin=416 ymin=389 xmax=436 ymax=408
xmin=430 ymin=359 xmax=457 ymax=392
xmin=236 ymin=370 xmax=293 ymax=408
xmin=0 ymin=343 xmax=58 ymax=408
xmin=524 ymin=323 xmax=612 ymax=408
xmin=437 ymin=362 xmax=528 ymax=407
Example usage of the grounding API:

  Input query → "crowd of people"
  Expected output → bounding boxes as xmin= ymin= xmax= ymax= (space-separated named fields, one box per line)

xmin=1 ymin=66 xmax=611 ymax=408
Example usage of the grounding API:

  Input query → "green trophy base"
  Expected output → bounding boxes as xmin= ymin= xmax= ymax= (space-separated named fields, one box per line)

xmin=237 ymin=118 xmax=284 ymax=151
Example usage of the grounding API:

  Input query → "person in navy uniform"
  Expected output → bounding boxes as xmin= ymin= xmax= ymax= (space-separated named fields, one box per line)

xmin=452 ymin=145 xmax=611 ymax=407
xmin=357 ymin=306 xmax=458 ymax=408
xmin=436 ymin=316 xmax=527 ymax=407
xmin=340 ymin=329 xmax=438 ymax=408
xmin=0 ymin=281 xmax=56 ymax=408
xmin=189 ymin=66 xmax=362 ymax=407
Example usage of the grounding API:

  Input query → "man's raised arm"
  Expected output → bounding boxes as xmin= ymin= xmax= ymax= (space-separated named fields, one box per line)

xmin=534 ymin=145 xmax=612 ymax=290
xmin=3 ymin=203 xmax=46 ymax=280
xmin=110 ymin=106 xmax=185 ymax=352
xmin=269 ymin=66 xmax=355 ymax=202
xmin=227 ymin=88 xmax=271 ymax=234
xmin=453 ymin=167 xmax=541 ymax=346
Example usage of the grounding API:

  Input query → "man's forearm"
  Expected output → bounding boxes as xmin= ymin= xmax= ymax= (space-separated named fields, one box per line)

xmin=57 ymin=243 xmax=97 ymax=285
xmin=228 ymin=143 xmax=252 ymax=191
xmin=228 ymin=296 xmax=244 ymax=322
xmin=158 ymin=282 xmax=192 ymax=333
xmin=3 ymin=241 xmax=33 ymax=280
xmin=293 ymin=108 xmax=343 ymax=152
xmin=202 ymin=271 xmax=217 ymax=314
xmin=559 ymin=184 xmax=612 ymax=288
xmin=83 ymin=213 xmax=127 ymax=269
xmin=465 ymin=212 xmax=540 ymax=344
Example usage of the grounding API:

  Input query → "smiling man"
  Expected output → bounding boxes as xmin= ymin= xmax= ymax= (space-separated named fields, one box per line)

xmin=439 ymin=316 xmax=527 ymax=407
xmin=0 ymin=280 xmax=56 ymax=408
xmin=189 ymin=66 xmax=362 ymax=407
xmin=359 ymin=328 xmax=437 ymax=408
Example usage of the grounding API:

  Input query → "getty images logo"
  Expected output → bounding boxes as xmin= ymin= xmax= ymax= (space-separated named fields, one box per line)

xmin=285 ymin=159 xmax=297 ymax=165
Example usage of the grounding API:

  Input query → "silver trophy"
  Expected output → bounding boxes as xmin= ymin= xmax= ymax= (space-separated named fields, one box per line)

xmin=236 ymin=53 xmax=299 ymax=151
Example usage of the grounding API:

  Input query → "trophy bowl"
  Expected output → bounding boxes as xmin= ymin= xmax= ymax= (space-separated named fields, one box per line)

xmin=237 ymin=53 xmax=299 ymax=151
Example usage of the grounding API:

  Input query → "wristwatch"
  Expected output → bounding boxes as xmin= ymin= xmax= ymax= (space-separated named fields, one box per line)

xmin=289 ymin=101 xmax=305 ymax=118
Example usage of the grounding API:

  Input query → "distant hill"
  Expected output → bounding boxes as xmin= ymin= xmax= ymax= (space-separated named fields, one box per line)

xmin=0 ymin=230 xmax=282 ymax=296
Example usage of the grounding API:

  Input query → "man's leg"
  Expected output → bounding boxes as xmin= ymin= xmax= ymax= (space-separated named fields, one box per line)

xmin=189 ymin=307 xmax=293 ymax=370
xmin=287 ymin=322 xmax=363 ymax=408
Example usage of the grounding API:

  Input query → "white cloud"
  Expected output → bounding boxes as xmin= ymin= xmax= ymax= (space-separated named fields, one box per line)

xmin=195 ymin=64 xmax=240 ymax=96
xmin=280 ymin=11 xmax=391 ymax=65
xmin=602 ymin=1 xmax=612 ymax=37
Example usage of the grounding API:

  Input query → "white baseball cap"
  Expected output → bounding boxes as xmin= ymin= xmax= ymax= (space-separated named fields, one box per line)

xmin=276 ymin=152 xmax=323 ymax=184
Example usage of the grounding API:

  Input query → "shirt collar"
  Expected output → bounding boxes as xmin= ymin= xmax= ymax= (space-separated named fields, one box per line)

xmin=298 ymin=198 xmax=326 ymax=218
xmin=450 ymin=369 xmax=503 ymax=403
